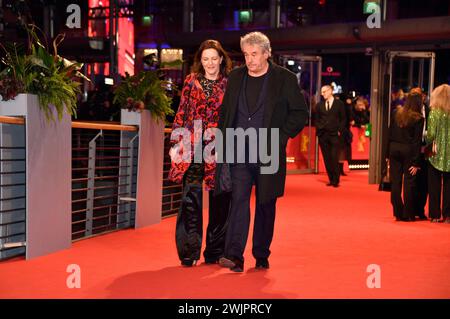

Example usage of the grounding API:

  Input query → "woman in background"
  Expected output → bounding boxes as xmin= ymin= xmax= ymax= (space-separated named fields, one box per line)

xmin=387 ymin=93 xmax=424 ymax=221
xmin=351 ymin=97 xmax=370 ymax=152
xmin=426 ymin=84 xmax=450 ymax=223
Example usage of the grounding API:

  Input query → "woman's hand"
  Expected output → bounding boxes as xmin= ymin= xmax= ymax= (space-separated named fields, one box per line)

xmin=408 ymin=166 xmax=420 ymax=176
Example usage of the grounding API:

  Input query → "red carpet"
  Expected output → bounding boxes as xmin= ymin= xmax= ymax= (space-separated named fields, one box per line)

xmin=1 ymin=171 xmax=449 ymax=299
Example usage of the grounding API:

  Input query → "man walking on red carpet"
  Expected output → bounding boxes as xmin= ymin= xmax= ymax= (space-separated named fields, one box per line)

xmin=315 ymin=85 xmax=346 ymax=187
xmin=214 ymin=32 xmax=308 ymax=272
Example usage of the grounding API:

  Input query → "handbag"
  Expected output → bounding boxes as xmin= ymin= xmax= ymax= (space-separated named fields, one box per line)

xmin=379 ymin=159 xmax=391 ymax=192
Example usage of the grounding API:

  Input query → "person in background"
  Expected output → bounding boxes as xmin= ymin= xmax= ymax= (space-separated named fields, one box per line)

xmin=337 ymin=94 xmax=353 ymax=176
xmin=409 ymin=87 xmax=429 ymax=220
xmin=351 ymin=97 xmax=370 ymax=152
xmin=168 ymin=39 xmax=233 ymax=266
xmin=391 ymin=87 xmax=406 ymax=110
xmin=426 ymin=84 xmax=450 ymax=223
xmin=387 ymin=93 xmax=424 ymax=222
xmin=315 ymin=85 xmax=346 ymax=187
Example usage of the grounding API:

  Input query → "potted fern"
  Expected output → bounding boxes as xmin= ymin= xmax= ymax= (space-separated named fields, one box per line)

xmin=0 ymin=25 xmax=86 ymax=259
xmin=0 ymin=25 xmax=86 ymax=121
xmin=113 ymin=70 xmax=174 ymax=126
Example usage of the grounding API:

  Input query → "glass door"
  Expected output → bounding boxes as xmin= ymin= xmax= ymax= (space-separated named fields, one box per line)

xmin=386 ymin=51 xmax=435 ymax=124
xmin=279 ymin=55 xmax=322 ymax=174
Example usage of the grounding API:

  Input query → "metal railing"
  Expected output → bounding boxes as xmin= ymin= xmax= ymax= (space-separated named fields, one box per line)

xmin=0 ymin=118 xmax=181 ymax=260
xmin=0 ymin=116 xmax=26 ymax=260
xmin=71 ymin=122 xmax=139 ymax=241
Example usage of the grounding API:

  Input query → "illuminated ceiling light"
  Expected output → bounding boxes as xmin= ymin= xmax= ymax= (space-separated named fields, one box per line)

xmin=239 ymin=10 xmax=253 ymax=23
xmin=144 ymin=48 xmax=158 ymax=56
xmin=363 ymin=0 xmax=381 ymax=14
xmin=142 ymin=15 xmax=153 ymax=26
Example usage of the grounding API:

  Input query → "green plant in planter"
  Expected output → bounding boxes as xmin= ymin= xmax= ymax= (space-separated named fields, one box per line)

xmin=0 ymin=24 xmax=87 ymax=121
xmin=113 ymin=70 xmax=174 ymax=123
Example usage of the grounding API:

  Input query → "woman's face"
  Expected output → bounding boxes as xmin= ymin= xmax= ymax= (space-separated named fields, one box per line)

xmin=201 ymin=48 xmax=222 ymax=80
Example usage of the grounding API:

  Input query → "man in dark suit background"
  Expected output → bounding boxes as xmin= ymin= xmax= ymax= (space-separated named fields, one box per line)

xmin=215 ymin=31 xmax=308 ymax=272
xmin=315 ymin=85 xmax=346 ymax=187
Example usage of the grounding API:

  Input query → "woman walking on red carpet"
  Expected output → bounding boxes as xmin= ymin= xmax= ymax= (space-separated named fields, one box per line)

xmin=426 ymin=84 xmax=450 ymax=223
xmin=168 ymin=40 xmax=232 ymax=266
xmin=387 ymin=93 xmax=424 ymax=221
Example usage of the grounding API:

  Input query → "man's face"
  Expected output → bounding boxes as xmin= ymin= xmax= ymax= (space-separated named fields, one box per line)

xmin=242 ymin=43 xmax=269 ymax=76
xmin=321 ymin=86 xmax=333 ymax=100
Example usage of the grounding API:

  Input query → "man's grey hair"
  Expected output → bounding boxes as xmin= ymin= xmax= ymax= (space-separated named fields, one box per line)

xmin=240 ymin=32 xmax=272 ymax=56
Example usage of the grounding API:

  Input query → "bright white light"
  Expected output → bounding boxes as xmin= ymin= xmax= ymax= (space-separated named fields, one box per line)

xmin=105 ymin=77 xmax=114 ymax=85
xmin=125 ymin=52 xmax=135 ymax=65
xmin=288 ymin=60 xmax=295 ymax=66
xmin=331 ymin=82 xmax=343 ymax=94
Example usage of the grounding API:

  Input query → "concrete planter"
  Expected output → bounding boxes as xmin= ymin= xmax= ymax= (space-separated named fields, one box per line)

xmin=0 ymin=94 xmax=71 ymax=259
xmin=120 ymin=109 xmax=164 ymax=228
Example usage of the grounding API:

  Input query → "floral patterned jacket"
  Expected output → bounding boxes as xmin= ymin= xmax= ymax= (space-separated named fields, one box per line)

xmin=168 ymin=73 xmax=227 ymax=190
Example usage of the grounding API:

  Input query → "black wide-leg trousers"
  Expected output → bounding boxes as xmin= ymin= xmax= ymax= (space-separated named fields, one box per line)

xmin=175 ymin=163 xmax=231 ymax=262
